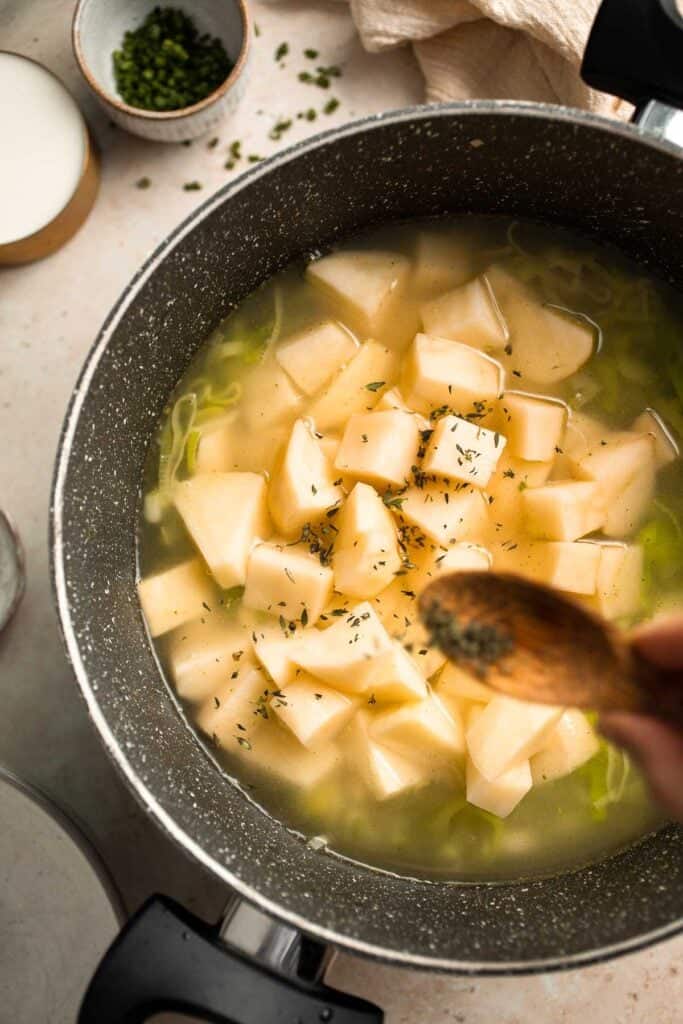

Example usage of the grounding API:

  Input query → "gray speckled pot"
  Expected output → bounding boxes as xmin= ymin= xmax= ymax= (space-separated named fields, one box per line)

xmin=51 ymin=103 xmax=683 ymax=973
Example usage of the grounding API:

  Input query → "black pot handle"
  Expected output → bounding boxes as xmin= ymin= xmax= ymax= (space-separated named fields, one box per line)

xmin=79 ymin=895 xmax=383 ymax=1024
xmin=582 ymin=0 xmax=683 ymax=109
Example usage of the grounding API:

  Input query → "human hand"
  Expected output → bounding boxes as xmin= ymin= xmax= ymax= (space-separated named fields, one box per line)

xmin=599 ymin=616 xmax=683 ymax=823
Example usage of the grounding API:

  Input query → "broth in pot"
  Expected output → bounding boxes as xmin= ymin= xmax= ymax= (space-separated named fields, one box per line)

xmin=137 ymin=217 xmax=681 ymax=881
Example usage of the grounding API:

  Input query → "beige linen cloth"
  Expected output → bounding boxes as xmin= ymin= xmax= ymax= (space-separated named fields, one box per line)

xmin=347 ymin=0 xmax=629 ymax=117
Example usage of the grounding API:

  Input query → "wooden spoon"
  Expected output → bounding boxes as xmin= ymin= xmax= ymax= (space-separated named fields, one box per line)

xmin=419 ymin=571 xmax=683 ymax=726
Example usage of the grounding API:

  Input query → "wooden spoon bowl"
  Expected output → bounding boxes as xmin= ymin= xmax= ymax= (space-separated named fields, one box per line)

xmin=420 ymin=571 xmax=683 ymax=725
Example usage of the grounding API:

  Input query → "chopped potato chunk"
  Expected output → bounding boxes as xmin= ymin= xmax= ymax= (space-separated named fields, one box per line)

xmin=241 ymin=355 xmax=304 ymax=431
xmin=410 ymin=542 xmax=492 ymax=593
xmin=174 ymin=473 xmax=270 ymax=589
xmin=632 ymin=409 xmax=679 ymax=468
xmin=582 ymin=542 xmax=644 ymax=620
xmin=237 ymin=722 xmax=341 ymax=790
xmin=251 ymin=625 xmax=300 ymax=686
xmin=306 ymin=250 xmax=410 ymax=335
xmin=333 ymin=483 xmax=402 ymax=598
xmin=309 ymin=341 xmax=398 ymax=432
xmin=498 ymin=392 xmax=567 ymax=462
xmin=243 ymin=543 xmax=333 ymax=624
xmin=370 ymin=582 xmax=447 ymax=679
xmin=466 ymin=756 xmax=532 ymax=818
xmin=138 ymin=559 xmax=217 ymax=638
xmin=196 ymin=665 xmax=269 ymax=744
xmin=423 ymin=415 xmax=506 ymax=488
xmin=531 ymin=710 xmax=599 ymax=785
xmin=335 ymin=410 xmax=420 ymax=488
xmin=268 ymin=420 xmax=343 ymax=536
xmin=275 ymin=320 xmax=358 ymax=396
xmin=522 ymin=480 xmax=604 ymax=541
xmin=398 ymin=483 xmax=489 ymax=546
xmin=413 ymin=230 xmax=473 ymax=295
xmin=375 ymin=386 xmax=430 ymax=428
xmin=272 ymin=675 xmax=357 ymax=748
xmin=196 ymin=420 xmax=288 ymax=477
xmin=292 ymin=602 xmax=393 ymax=692
xmin=487 ymin=265 xmax=594 ymax=383
xmin=168 ymin=617 xmax=254 ymax=703
xmin=364 ymin=640 xmax=428 ymax=703
xmin=569 ymin=431 xmax=656 ymax=504
xmin=371 ymin=693 xmax=466 ymax=765
xmin=466 ymin=696 xmax=563 ymax=781
xmin=436 ymin=662 xmax=496 ymax=704
xmin=486 ymin=452 xmax=553 ymax=534
xmin=420 ymin=276 xmax=508 ymax=350
xmin=402 ymin=333 xmax=503 ymax=416
xmin=344 ymin=712 xmax=431 ymax=800
xmin=603 ymin=466 xmax=655 ymax=538
xmin=493 ymin=539 xmax=601 ymax=595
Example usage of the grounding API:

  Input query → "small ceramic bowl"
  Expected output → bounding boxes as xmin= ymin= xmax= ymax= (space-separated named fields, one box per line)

xmin=72 ymin=0 xmax=250 ymax=142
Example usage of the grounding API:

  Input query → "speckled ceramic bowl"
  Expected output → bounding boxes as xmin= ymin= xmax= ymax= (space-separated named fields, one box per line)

xmin=72 ymin=0 xmax=249 ymax=142
xmin=52 ymin=103 xmax=683 ymax=993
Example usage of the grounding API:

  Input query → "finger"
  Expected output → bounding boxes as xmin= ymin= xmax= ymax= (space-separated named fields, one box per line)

xmin=599 ymin=712 xmax=683 ymax=822
xmin=632 ymin=614 xmax=683 ymax=670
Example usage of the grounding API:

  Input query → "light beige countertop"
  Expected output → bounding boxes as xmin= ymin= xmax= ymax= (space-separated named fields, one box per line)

xmin=0 ymin=1 xmax=680 ymax=1020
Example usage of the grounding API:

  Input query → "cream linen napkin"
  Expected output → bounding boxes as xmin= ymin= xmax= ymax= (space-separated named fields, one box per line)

xmin=348 ymin=0 xmax=629 ymax=117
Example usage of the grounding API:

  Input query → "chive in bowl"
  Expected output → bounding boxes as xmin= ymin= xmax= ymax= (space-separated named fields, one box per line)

xmin=72 ymin=0 xmax=250 ymax=142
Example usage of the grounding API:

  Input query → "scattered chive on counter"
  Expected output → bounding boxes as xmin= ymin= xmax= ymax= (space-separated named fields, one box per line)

xmin=112 ymin=6 xmax=233 ymax=111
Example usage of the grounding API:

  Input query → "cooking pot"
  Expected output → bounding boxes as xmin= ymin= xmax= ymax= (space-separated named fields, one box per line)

xmin=51 ymin=1 xmax=683 ymax=1020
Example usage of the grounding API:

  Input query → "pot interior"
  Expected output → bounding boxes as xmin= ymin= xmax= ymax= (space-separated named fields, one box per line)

xmin=52 ymin=104 xmax=683 ymax=971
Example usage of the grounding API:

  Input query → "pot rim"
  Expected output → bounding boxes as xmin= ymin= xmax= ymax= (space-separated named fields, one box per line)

xmin=51 ymin=99 xmax=683 ymax=973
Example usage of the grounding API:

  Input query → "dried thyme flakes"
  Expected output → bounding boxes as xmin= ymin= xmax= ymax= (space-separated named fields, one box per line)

xmin=422 ymin=601 xmax=514 ymax=677
xmin=135 ymin=176 xmax=151 ymax=189
xmin=113 ymin=6 xmax=233 ymax=112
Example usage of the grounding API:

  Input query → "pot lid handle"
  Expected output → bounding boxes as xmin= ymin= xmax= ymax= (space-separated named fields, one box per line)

xmin=582 ymin=0 xmax=683 ymax=111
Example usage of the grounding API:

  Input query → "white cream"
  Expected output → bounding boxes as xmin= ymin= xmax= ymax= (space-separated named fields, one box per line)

xmin=0 ymin=53 xmax=86 ymax=245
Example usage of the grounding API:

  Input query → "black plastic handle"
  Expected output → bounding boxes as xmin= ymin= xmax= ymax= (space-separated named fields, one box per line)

xmin=582 ymin=0 xmax=683 ymax=109
xmin=79 ymin=896 xmax=383 ymax=1024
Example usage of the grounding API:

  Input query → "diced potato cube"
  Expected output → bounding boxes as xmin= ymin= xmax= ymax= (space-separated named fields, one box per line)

xmin=413 ymin=230 xmax=473 ymax=295
xmin=251 ymin=627 xmax=300 ymax=686
xmin=292 ymin=602 xmax=393 ymax=692
xmin=486 ymin=453 xmax=553 ymax=534
xmin=582 ymin=542 xmax=644 ymax=620
xmin=241 ymin=355 xmax=303 ymax=431
xmin=398 ymin=483 xmax=489 ymax=546
xmin=493 ymin=540 xmax=600 ymax=595
xmin=562 ymin=412 xmax=611 ymax=461
xmin=531 ymin=709 xmax=599 ymax=785
xmin=603 ymin=465 xmax=655 ymax=538
xmin=272 ymin=675 xmax=356 ymax=748
xmin=309 ymin=341 xmax=398 ymax=433
xmin=569 ymin=431 xmax=656 ymax=505
xmin=416 ymin=541 xmax=492 ymax=583
xmin=306 ymin=250 xmax=410 ymax=335
xmin=168 ymin=617 xmax=254 ymax=702
xmin=466 ymin=695 xmax=563 ymax=781
xmin=196 ymin=665 xmax=269 ymax=745
xmin=333 ymin=483 xmax=401 ymax=598
xmin=138 ymin=559 xmax=217 ymax=638
xmin=371 ymin=693 xmax=466 ymax=765
xmin=364 ymin=640 xmax=428 ymax=702
xmin=522 ymin=480 xmax=604 ymax=541
xmin=632 ymin=409 xmax=679 ymax=468
xmin=238 ymin=721 xmax=341 ymax=790
xmin=466 ymin=756 xmax=532 ymax=818
xmin=486 ymin=265 xmax=594 ymax=384
xmin=335 ymin=410 xmax=420 ymax=488
xmin=375 ymin=387 xmax=430 ymax=429
xmin=275 ymin=319 xmax=358 ymax=396
xmin=243 ymin=543 xmax=333 ymax=624
xmin=268 ymin=419 xmax=343 ymax=536
xmin=420 ymin=276 xmax=508 ymax=350
xmin=370 ymin=583 xmax=446 ymax=679
xmin=498 ymin=392 xmax=567 ymax=462
xmin=344 ymin=712 xmax=431 ymax=800
xmin=174 ymin=473 xmax=270 ymax=589
xmin=196 ymin=419 xmax=288 ymax=477
xmin=402 ymin=334 xmax=503 ymax=416
xmin=436 ymin=662 xmax=496 ymax=704
xmin=423 ymin=415 xmax=506 ymax=488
